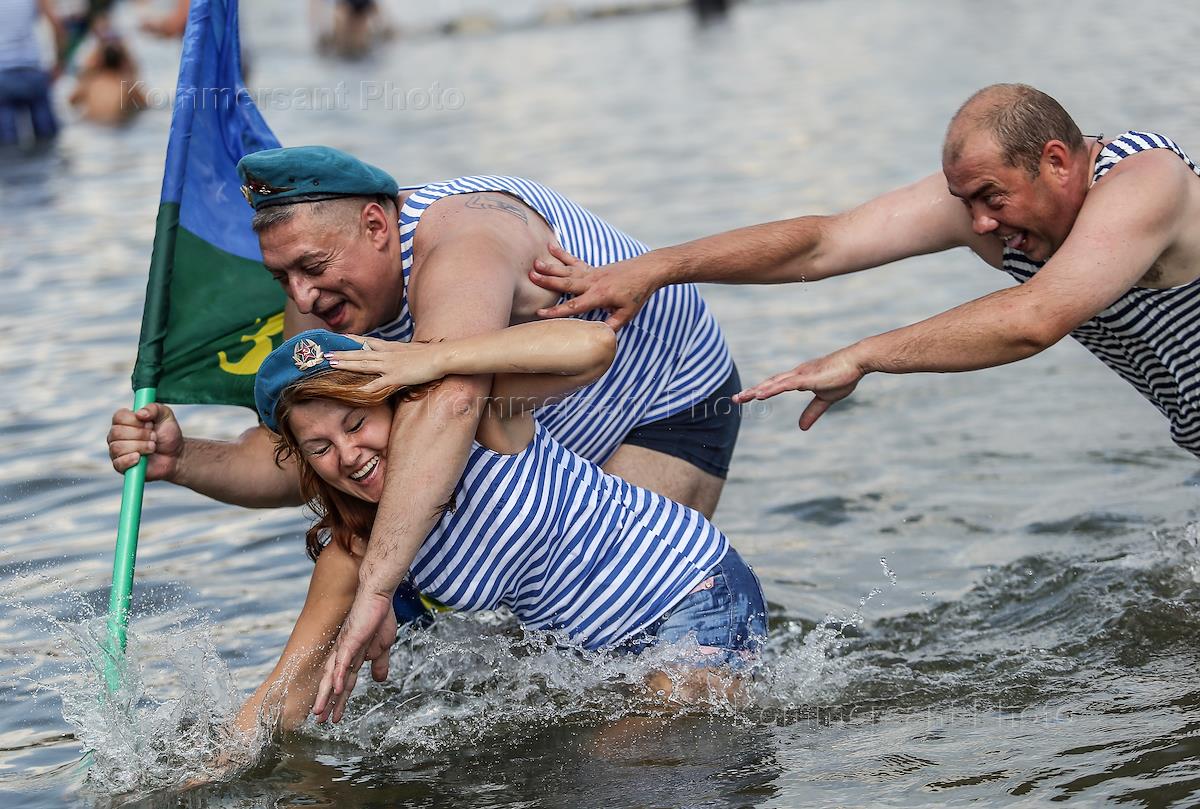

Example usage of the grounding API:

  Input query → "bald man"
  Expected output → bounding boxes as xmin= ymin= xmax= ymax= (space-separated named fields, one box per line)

xmin=530 ymin=83 xmax=1200 ymax=457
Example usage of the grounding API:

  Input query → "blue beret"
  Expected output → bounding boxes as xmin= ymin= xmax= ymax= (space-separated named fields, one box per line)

xmin=255 ymin=329 xmax=367 ymax=431
xmin=237 ymin=145 xmax=399 ymax=210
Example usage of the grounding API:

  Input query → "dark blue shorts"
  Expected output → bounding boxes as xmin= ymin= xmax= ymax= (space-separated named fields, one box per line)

xmin=618 ymin=546 xmax=768 ymax=671
xmin=622 ymin=364 xmax=742 ymax=479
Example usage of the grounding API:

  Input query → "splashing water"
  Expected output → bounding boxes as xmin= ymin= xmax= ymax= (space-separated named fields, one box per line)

xmin=880 ymin=557 xmax=898 ymax=587
xmin=24 ymin=568 xmax=907 ymax=797
xmin=304 ymin=608 xmax=859 ymax=752
xmin=52 ymin=612 xmax=258 ymax=796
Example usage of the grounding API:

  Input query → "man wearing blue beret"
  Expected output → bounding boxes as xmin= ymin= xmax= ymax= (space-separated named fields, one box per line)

xmin=108 ymin=145 xmax=741 ymax=714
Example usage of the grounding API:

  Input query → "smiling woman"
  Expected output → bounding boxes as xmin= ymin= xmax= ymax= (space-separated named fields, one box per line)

xmin=227 ymin=319 xmax=767 ymax=742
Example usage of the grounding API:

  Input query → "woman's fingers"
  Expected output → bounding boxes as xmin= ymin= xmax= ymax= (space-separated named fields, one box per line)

xmin=326 ymin=353 xmax=380 ymax=372
xmin=359 ymin=378 xmax=391 ymax=395
xmin=357 ymin=335 xmax=399 ymax=351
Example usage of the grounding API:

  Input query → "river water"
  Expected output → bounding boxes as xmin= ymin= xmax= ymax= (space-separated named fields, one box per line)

xmin=3 ymin=0 xmax=1200 ymax=806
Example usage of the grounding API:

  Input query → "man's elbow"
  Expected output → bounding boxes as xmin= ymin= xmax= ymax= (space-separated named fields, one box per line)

xmin=1017 ymin=314 xmax=1074 ymax=356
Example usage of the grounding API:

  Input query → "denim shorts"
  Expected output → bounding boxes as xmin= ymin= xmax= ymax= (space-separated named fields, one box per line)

xmin=619 ymin=546 xmax=767 ymax=671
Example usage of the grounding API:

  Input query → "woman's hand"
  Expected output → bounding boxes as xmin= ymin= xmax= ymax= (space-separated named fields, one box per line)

xmin=326 ymin=335 xmax=448 ymax=394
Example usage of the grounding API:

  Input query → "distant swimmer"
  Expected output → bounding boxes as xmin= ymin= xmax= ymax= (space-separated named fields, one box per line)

xmin=311 ymin=0 xmax=393 ymax=60
xmin=69 ymin=35 xmax=147 ymax=125
xmin=531 ymin=83 xmax=1200 ymax=458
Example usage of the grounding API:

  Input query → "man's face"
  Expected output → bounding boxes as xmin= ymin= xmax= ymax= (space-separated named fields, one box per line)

xmin=259 ymin=204 xmax=401 ymax=334
xmin=943 ymin=132 xmax=1080 ymax=262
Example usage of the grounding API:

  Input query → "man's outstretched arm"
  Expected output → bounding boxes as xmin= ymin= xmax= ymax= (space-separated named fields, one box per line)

xmin=735 ymin=149 xmax=1190 ymax=428
xmin=530 ymin=172 xmax=990 ymax=328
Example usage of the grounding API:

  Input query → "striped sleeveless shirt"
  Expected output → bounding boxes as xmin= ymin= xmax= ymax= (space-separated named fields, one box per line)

xmin=1001 ymin=131 xmax=1200 ymax=456
xmin=368 ymin=176 xmax=734 ymax=464
xmin=406 ymin=421 xmax=730 ymax=650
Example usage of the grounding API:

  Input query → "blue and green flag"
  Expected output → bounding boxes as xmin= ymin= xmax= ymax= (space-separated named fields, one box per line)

xmin=132 ymin=0 xmax=284 ymax=407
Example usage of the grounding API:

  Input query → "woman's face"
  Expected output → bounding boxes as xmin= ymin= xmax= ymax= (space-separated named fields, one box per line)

xmin=287 ymin=399 xmax=393 ymax=503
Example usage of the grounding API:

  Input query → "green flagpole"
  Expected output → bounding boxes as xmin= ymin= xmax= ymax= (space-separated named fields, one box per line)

xmin=103 ymin=385 xmax=157 ymax=694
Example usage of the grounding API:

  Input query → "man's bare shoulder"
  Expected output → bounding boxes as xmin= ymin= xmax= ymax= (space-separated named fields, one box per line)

xmin=1085 ymin=146 xmax=1194 ymax=231
xmin=1088 ymin=145 xmax=1200 ymax=287
xmin=408 ymin=191 xmax=558 ymax=309
xmin=416 ymin=191 xmax=554 ymax=243
xmin=1099 ymin=143 xmax=1193 ymax=180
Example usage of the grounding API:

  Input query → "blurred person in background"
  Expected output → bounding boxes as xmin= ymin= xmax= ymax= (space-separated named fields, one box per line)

xmin=0 ymin=0 xmax=65 ymax=147
xmin=140 ymin=0 xmax=188 ymax=38
xmin=531 ymin=84 xmax=1200 ymax=460
xmin=311 ymin=0 xmax=393 ymax=60
xmin=54 ymin=0 xmax=92 ymax=44
xmin=69 ymin=32 xmax=147 ymax=124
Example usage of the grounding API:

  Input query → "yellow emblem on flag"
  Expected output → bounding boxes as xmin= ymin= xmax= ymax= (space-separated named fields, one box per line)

xmin=218 ymin=311 xmax=286 ymax=375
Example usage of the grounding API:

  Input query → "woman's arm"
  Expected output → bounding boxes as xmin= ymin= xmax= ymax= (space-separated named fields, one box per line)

xmin=328 ymin=319 xmax=616 ymax=407
xmin=233 ymin=542 xmax=361 ymax=738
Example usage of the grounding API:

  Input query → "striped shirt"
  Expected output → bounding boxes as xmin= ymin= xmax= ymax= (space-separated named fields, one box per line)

xmin=369 ymin=175 xmax=733 ymax=464
xmin=1001 ymin=131 xmax=1200 ymax=457
xmin=407 ymin=421 xmax=729 ymax=649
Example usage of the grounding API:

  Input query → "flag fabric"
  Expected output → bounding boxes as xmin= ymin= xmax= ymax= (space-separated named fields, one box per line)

xmin=132 ymin=0 xmax=284 ymax=407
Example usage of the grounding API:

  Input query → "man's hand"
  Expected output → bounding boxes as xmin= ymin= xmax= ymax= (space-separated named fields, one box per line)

xmin=107 ymin=403 xmax=184 ymax=480
xmin=733 ymin=349 xmax=866 ymax=430
xmin=311 ymin=591 xmax=397 ymax=724
xmin=530 ymin=243 xmax=658 ymax=330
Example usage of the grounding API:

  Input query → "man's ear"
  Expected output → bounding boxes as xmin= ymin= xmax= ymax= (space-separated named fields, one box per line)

xmin=1041 ymin=139 xmax=1073 ymax=183
xmin=362 ymin=201 xmax=392 ymax=248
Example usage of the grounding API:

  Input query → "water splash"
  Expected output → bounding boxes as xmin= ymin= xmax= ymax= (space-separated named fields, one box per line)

xmin=309 ymin=610 xmax=854 ymax=752
xmin=29 ymin=596 xmax=263 ymax=798
xmin=880 ymin=557 xmax=898 ymax=587
xmin=27 ymin=574 xmax=903 ymax=792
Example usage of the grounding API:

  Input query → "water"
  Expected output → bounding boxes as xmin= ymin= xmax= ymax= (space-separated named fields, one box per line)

xmin=3 ymin=0 xmax=1200 ymax=805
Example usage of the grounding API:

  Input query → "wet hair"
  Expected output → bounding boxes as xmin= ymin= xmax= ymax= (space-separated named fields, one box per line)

xmin=944 ymin=84 xmax=1086 ymax=176
xmin=272 ymin=369 xmax=438 ymax=561
xmin=250 ymin=194 xmax=396 ymax=235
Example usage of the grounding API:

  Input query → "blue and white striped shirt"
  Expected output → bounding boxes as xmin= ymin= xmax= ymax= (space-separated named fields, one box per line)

xmin=369 ymin=175 xmax=734 ymax=464
xmin=1001 ymin=131 xmax=1200 ymax=456
xmin=408 ymin=421 xmax=729 ymax=649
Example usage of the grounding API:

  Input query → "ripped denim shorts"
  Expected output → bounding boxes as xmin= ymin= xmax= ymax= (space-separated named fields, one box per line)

xmin=618 ymin=546 xmax=768 ymax=672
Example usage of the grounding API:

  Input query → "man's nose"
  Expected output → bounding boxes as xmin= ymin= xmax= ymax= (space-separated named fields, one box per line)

xmin=971 ymin=208 xmax=999 ymax=235
xmin=287 ymin=275 xmax=319 ymax=313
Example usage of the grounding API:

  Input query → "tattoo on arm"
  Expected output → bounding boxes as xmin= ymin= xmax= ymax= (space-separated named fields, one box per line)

xmin=464 ymin=194 xmax=529 ymax=224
